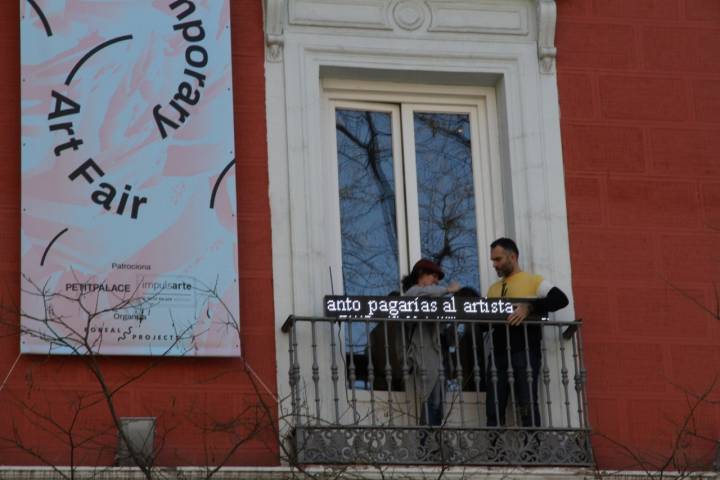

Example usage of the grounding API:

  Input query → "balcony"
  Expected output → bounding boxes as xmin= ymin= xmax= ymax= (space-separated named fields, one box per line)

xmin=282 ymin=303 xmax=592 ymax=467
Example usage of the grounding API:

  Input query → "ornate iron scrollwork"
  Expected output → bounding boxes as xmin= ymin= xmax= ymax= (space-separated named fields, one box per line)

xmin=296 ymin=426 xmax=592 ymax=466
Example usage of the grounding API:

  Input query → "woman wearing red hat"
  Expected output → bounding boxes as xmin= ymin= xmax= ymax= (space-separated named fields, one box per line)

xmin=402 ymin=259 xmax=460 ymax=428
xmin=402 ymin=258 xmax=460 ymax=297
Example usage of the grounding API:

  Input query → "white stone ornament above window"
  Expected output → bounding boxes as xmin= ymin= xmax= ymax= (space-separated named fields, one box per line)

xmin=263 ymin=0 xmax=557 ymax=73
xmin=391 ymin=0 xmax=428 ymax=31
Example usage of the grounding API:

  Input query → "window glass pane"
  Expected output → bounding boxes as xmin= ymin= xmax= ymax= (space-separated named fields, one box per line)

xmin=413 ymin=112 xmax=481 ymax=292
xmin=336 ymin=109 xmax=400 ymax=296
xmin=336 ymin=108 xmax=401 ymax=391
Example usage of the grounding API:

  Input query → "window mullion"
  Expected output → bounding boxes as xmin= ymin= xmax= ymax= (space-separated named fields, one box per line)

xmin=400 ymin=103 xmax=422 ymax=268
xmin=390 ymin=106 xmax=410 ymax=285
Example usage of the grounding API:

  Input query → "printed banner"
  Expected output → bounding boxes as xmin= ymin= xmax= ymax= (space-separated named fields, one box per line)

xmin=20 ymin=1 xmax=240 ymax=356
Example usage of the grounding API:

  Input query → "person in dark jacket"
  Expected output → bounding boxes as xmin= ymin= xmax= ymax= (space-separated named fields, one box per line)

xmin=485 ymin=238 xmax=569 ymax=427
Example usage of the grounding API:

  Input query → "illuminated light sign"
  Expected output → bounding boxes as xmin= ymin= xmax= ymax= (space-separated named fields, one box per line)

xmin=324 ymin=295 xmax=516 ymax=320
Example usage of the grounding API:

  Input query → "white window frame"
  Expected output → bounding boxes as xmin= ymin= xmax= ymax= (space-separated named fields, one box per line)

xmin=264 ymin=0 xmax=577 ymax=436
xmin=400 ymin=101 xmax=498 ymax=283
xmin=325 ymin=99 xmax=409 ymax=294
xmin=325 ymin=84 xmax=505 ymax=294
xmin=326 ymin=91 xmax=504 ymax=426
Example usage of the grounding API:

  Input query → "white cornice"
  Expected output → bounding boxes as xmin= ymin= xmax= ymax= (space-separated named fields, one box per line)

xmin=266 ymin=0 xmax=558 ymax=75
xmin=282 ymin=0 xmax=531 ymax=36
xmin=536 ymin=0 xmax=557 ymax=74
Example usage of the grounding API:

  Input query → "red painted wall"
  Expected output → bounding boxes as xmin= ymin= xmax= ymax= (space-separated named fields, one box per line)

xmin=3 ymin=0 xmax=718 ymax=471
xmin=0 ymin=1 xmax=278 ymax=466
xmin=557 ymin=0 xmax=720 ymax=470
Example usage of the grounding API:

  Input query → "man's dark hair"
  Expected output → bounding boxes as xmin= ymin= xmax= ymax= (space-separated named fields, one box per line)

xmin=490 ymin=237 xmax=519 ymax=257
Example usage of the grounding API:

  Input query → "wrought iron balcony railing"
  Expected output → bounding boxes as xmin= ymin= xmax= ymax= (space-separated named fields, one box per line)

xmin=282 ymin=312 xmax=592 ymax=466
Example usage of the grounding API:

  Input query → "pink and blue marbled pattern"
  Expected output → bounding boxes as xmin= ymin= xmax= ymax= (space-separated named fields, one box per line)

xmin=20 ymin=1 xmax=241 ymax=356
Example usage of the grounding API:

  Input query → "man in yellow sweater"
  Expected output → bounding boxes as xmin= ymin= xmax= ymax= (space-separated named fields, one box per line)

xmin=485 ymin=238 xmax=568 ymax=427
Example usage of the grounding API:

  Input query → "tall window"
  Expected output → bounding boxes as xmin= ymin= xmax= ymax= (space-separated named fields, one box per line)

xmin=329 ymin=89 xmax=500 ymax=391
xmin=334 ymin=103 xmax=484 ymax=298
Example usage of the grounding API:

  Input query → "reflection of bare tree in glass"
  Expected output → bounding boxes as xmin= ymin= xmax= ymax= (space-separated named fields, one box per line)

xmin=414 ymin=112 xmax=481 ymax=291
xmin=335 ymin=110 xmax=482 ymax=388
xmin=336 ymin=110 xmax=399 ymax=296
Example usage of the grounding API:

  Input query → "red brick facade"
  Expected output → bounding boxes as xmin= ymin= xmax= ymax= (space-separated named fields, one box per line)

xmin=557 ymin=0 xmax=720 ymax=469
xmin=1 ymin=0 xmax=718 ymax=471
